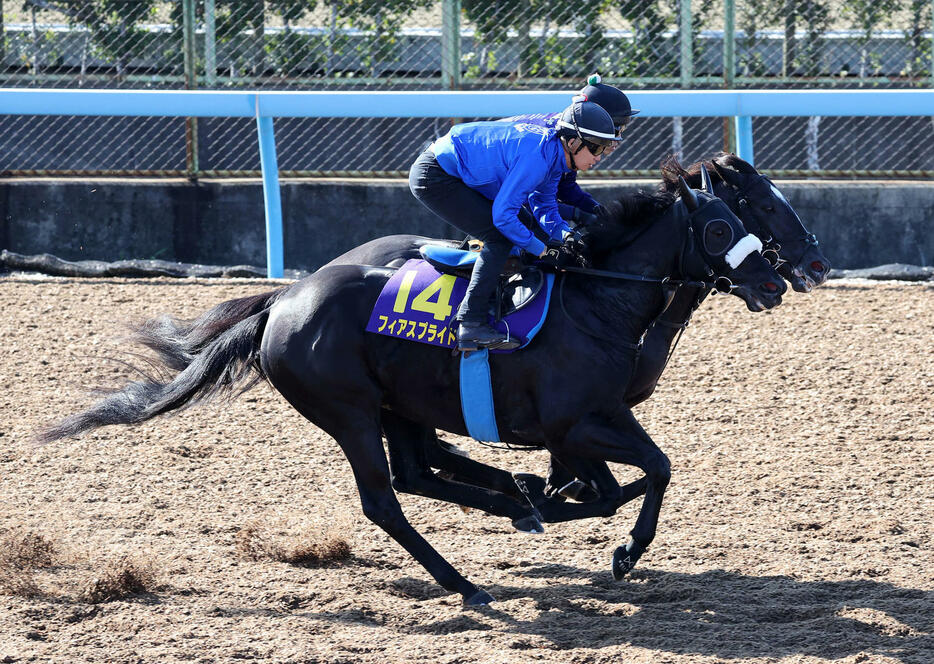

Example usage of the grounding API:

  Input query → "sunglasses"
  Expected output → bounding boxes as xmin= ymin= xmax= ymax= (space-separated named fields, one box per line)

xmin=582 ymin=141 xmax=609 ymax=157
xmin=570 ymin=113 xmax=613 ymax=157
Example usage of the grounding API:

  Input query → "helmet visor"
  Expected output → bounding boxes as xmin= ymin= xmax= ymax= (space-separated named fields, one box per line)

xmin=569 ymin=113 xmax=618 ymax=149
xmin=615 ymin=115 xmax=634 ymax=137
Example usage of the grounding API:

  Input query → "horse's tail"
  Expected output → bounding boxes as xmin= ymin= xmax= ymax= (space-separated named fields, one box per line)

xmin=132 ymin=289 xmax=283 ymax=371
xmin=37 ymin=291 xmax=281 ymax=444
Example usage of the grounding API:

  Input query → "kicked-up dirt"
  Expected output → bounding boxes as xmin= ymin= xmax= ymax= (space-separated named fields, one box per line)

xmin=0 ymin=275 xmax=931 ymax=664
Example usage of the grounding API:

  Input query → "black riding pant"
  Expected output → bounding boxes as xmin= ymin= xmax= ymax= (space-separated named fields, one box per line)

xmin=409 ymin=149 xmax=524 ymax=323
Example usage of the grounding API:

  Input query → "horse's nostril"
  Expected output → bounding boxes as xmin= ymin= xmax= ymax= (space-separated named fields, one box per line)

xmin=811 ymin=261 xmax=825 ymax=273
xmin=763 ymin=282 xmax=779 ymax=293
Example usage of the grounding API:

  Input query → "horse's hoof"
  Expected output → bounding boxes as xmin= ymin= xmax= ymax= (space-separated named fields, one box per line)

xmin=512 ymin=515 xmax=545 ymax=534
xmin=511 ymin=474 xmax=545 ymax=523
xmin=463 ymin=589 xmax=495 ymax=605
xmin=557 ymin=479 xmax=600 ymax=503
xmin=512 ymin=472 xmax=546 ymax=497
xmin=612 ymin=539 xmax=647 ymax=581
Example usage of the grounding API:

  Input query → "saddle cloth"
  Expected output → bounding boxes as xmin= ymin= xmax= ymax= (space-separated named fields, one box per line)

xmin=365 ymin=258 xmax=554 ymax=353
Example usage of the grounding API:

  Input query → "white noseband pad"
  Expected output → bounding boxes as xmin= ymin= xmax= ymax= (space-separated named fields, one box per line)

xmin=724 ymin=234 xmax=763 ymax=269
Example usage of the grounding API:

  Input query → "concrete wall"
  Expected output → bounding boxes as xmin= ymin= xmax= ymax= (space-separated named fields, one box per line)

xmin=1 ymin=178 xmax=931 ymax=271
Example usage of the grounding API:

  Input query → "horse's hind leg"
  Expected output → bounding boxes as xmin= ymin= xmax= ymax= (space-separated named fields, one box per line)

xmin=382 ymin=411 xmax=544 ymax=532
xmin=260 ymin=272 xmax=491 ymax=603
xmin=426 ymin=439 xmax=538 ymax=500
xmin=314 ymin=407 xmax=494 ymax=604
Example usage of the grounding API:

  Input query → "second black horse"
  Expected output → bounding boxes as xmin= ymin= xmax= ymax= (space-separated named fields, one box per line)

xmin=40 ymin=173 xmax=785 ymax=605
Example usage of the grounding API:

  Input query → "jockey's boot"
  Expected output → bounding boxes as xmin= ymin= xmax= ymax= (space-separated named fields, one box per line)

xmin=456 ymin=321 xmax=520 ymax=352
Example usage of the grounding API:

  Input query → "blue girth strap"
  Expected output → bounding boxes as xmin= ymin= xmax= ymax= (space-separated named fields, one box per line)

xmin=459 ymin=349 xmax=501 ymax=442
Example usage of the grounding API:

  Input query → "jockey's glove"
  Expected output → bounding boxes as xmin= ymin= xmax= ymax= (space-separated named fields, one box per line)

xmin=539 ymin=240 xmax=591 ymax=270
xmin=561 ymin=228 xmax=592 ymax=264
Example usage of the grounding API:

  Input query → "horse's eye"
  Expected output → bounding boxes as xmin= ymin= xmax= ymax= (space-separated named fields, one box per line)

xmin=764 ymin=206 xmax=775 ymax=214
xmin=703 ymin=219 xmax=733 ymax=256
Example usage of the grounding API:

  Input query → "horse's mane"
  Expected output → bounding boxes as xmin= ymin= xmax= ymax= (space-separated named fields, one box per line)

xmin=659 ymin=152 xmax=756 ymax=193
xmin=587 ymin=152 xmax=758 ymax=254
xmin=590 ymin=183 xmax=677 ymax=252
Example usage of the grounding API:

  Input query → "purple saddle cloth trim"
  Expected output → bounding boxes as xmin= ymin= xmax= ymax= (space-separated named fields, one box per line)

xmin=365 ymin=258 xmax=554 ymax=352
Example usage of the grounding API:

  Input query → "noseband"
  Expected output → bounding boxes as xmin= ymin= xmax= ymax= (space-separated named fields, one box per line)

xmin=736 ymin=181 xmax=820 ymax=272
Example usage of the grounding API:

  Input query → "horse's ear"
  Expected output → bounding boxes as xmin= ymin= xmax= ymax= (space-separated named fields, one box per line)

xmin=699 ymin=163 xmax=714 ymax=194
xmin=678 ymin=175 xmax=699 ymax=212
xmin=721 ymin=153 xmax=758 ymax=174
xmin=711 ymin=159 xmax=744 ymax=188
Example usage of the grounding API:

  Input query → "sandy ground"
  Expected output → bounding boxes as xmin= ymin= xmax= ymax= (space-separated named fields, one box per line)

xmin=0 ymin=275 xmax=931 ymax=664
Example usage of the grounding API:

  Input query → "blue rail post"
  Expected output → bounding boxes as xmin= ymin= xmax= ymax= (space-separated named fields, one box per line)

xmin=255 ymin=99 xmax=284 ymax=279
xmin=735 ymin=115 xmax=754 ymax=166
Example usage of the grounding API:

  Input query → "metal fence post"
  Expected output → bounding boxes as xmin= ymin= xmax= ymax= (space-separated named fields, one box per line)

xmin=441 ymin=0 xmax=461 ymax=89
xmin=674 ymin=0 xmax=692 ymax=162
xmin=29 ymin=4 xmax=39 ymax=79
xmin=183 ymin=0 xmax=199 ymax=178
xmin=723 ymin=0 xmax=737 ymax=153
xmin=256 ymin=98 xmax=285 ymax=280
xmin=735 ymin=116 xmax=754 ymax=166
xmin=204 ymin=0 xmax=217 ymax=88
xmin=680 ymin=0 xmax=693 ymax=88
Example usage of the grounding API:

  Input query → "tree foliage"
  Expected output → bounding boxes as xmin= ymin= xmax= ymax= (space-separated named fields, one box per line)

xmin=10 ymin=0 xmax=932 ymax=83
xmin=25 ymin=0 xmax=158 ymax=68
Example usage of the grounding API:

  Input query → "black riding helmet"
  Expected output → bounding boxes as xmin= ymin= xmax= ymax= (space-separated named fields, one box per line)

xmin=555 ymin=100 xmax=620 ymax=157
xmin=574 ymin=73 xmax=639 ymax=133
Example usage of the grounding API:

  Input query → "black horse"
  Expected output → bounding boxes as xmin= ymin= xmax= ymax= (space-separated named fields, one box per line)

xmin=40 ymin=173 xmax=785 ymax=605
xmin=55 ymin=154 xmax=826 ymax=535
xmin=314 ymin=153 xmax=831 ymax=504
xmin=619 ymin=154 xmax=831 ymax=403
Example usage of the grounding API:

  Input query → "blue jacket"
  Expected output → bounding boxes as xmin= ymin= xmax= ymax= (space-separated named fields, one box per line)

xmin=432 ymin=121 xmax=571 ymax=256
xmin=502 ymin=112 xmax=601 ymax=214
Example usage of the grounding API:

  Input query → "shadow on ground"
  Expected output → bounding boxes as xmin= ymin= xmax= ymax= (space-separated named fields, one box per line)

xmin=303 ymin=564 xmax=933 ymax=663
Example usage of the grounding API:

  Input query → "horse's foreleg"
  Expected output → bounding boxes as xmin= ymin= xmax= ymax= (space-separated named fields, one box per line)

xmin=382 ymin=411 xmax=544 ymax=532
xmin=331 ymin=415 xmax=493 ymax=604
xmin=545 ymin=456 xmax=626 ymax=503
xmin=421 ymin=437 xmax=648 ymax=529
xmin=552 ymin=412 xmax=670 ymax=581
xmin=392 ymin=419 xmax=646 ymax=528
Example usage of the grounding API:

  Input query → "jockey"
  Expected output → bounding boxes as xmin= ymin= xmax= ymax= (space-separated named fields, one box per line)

xmin=409 ymin=100 xmax=620 ymax=352
xmin=503 ymin=74 xmax=639 ymax=228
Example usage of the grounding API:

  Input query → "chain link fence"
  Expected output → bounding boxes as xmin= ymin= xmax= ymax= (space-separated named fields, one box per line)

xmin=1 ymin=0 xmax=932 ymax=177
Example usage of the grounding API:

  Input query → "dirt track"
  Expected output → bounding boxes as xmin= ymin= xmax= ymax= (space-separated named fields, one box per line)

xmin=0 ymin=275 xmax=931 ymax=664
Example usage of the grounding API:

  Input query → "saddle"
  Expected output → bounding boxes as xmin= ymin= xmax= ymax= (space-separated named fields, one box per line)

xmin=419 ymin=245 xmax=545 ymax=319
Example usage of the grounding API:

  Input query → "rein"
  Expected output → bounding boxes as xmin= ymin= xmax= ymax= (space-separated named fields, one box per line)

xmin=558 ymin=271 xmax=710 ymax=355
xmin=554 ymin=200 xmax=738 ymax=356
xmin=558 ymin=264 xmax=714 ymax=290
xmin=652 ymin=285 xmax=709 ymax=377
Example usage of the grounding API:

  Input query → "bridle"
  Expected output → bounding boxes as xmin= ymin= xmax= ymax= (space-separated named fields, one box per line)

xmin=734 ymin=177 xmax=820 ymax=272
xmin=556 ymin=198 xmax=744 ymax=354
